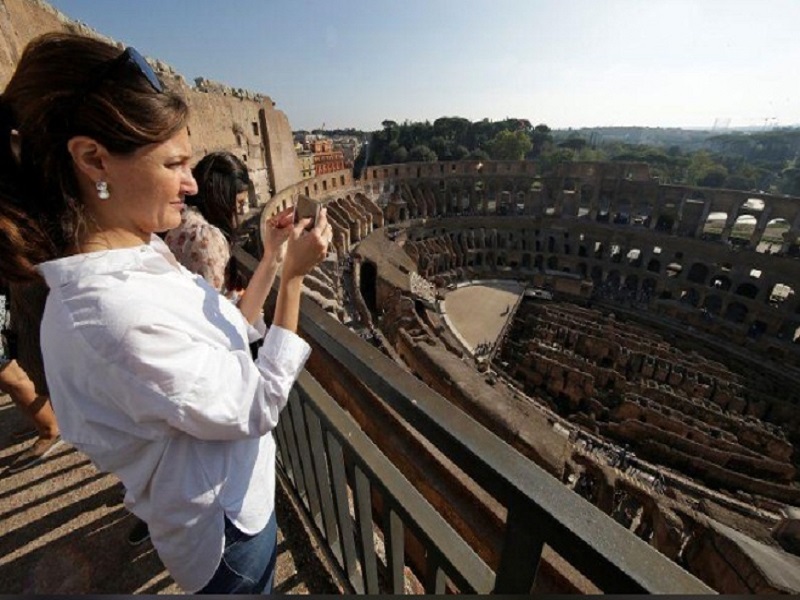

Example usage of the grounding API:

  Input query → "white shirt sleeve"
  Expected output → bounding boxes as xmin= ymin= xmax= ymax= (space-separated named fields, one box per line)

xmin=248 ymin=312 xmax=268 ymax=340
xmin=107 ymin=320 xmax=310 ymax=441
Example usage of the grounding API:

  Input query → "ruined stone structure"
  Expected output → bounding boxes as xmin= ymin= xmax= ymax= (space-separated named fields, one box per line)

xmin=502 ymin=301 xmax=797 ymax=499
xmin=261 ymin=159 xmax=800 ymax=593
xmin=359 ymin=161 xmax=800 ymax=367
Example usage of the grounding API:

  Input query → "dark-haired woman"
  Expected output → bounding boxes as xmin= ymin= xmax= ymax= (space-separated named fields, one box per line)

xmin=165 ymin=151 xmax=293 ymax=312
xmin=0 ymin=32 xmax=332 ymax=594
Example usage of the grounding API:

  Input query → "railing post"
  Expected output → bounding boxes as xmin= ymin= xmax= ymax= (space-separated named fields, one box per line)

xmin=384 ymin=505 xmax=406 ymax=594
xmin=425 ymin=548 xmax=447 ymax=594
xmin=325 ymin=433 xmax=363 ymax=592
xmin=302 ymin=402 xmax=340 ymax=547
xmin=493 ymin=493 xmax=545 ymax=594
xmin=352 ymin=465 xmax=380 ymax=594
xmin=277 ymin=390 xmax=305 ymax=497
xmin=287 ymin=393 xmax=323 ymax=522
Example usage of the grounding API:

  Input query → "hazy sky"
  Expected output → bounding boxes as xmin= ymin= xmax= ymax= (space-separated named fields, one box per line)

xmin=48 ymin=0 xmax=800 ymax=132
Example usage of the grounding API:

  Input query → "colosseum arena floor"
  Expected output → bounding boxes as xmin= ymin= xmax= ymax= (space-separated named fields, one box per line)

xmin=442 ymin=281 xmax=524 ymax=350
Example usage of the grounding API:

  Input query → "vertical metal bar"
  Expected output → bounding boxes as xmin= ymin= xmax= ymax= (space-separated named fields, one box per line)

xmin=492 ymin=495 xmax=545 ymax=594
xmin=303 ymin=402 xmax=340 ymax=547
xmin=281 ymin=389 xmax=308 ymax=501
xmin=426 ymin=550 xmax=447 ymax=594
xmin=326 ymin=432 xmax=363 ymax=593
xmin=353 ymin=465 xmax=380 ymax=594
xmin=384 ymin=505 xmax=406 ymax=594
xmin=273 ymin=410 xmax=292 ymax=475
xmin=288 ymin=391 xmax=322 ymax=520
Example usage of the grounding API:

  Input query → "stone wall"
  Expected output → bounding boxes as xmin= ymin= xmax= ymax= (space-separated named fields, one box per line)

xmin=0 ymin=1 xmax=71 ymax=78
xmin=186 ymin=84 xmax=274 ymax=204
xmin=260 ymin=107 xmax=302 ymax=196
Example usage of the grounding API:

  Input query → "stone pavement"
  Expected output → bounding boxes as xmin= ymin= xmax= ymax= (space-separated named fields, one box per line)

xmin=0 ymin=394 xmax=341 ymax=594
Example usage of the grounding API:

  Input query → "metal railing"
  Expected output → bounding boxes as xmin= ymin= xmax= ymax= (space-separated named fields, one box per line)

xmin=276 ymin=373 xmax=494 ymax=593
xmin=237 ymin=247 xmax=715 ymax=594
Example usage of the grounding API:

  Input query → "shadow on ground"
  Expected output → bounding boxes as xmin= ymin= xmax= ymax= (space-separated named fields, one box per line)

xmin=0 ymin=394 xmax=339 ymax=594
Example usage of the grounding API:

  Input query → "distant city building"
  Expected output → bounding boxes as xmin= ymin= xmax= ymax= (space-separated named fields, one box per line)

xmin=295 ymin=132 xmax=362 ymax=172
xmin=331 ymin=136 xmax=362 ymax=168
xmin=295 ymin=143 xmax=316 ymax=180
xmin=309 ymin=138 xmax=346 ymax=176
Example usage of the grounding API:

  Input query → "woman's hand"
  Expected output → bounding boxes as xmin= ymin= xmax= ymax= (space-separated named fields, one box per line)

xmin=282 ymin=207 xmax=332 ymax=281
xmin=260 ymin=206 xmax=294 ymax=264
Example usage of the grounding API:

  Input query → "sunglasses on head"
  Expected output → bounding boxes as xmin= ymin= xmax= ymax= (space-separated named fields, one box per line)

xmin=82 ymin=46 xmax=163 ymax=96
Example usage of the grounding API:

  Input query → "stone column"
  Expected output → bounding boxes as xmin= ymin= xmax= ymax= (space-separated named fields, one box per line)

xmin=780 ymin=210 xmax=800 ymax=254
xmin=719 ymin=210 xmax=740 ymax=244
xmin=748 ymin=205 xmax=773 ymax=249
xmin=694 ymin=200 xmax=713 ymax=238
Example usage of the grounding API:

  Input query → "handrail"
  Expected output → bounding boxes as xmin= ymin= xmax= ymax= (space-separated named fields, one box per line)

xmin=276 ymin=371 xmax=495 ymax=593
xmin=235 ymin=246 xmax=715 ymax=594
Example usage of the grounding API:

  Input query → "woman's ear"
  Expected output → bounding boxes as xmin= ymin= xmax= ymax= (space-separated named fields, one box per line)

xmin=66 ymin=136 xmax=109 ymax=181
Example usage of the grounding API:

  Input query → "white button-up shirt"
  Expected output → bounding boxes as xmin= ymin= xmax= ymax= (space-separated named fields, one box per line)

xmin=37 ymin=235 xmax=310 ymax=592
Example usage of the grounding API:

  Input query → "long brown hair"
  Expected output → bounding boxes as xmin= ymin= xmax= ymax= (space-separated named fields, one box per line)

xmin=0 ymin=32 xmax=190 ymax=282
xmin=188 ymin=152 xmax=251 ymax=239
xmin=188 ymin=152 xmax=252 ymax=292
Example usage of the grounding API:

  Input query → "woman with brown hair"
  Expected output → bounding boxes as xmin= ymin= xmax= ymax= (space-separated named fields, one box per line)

xmin=123 ymin=154 xmax=290 ymax=549
xmin=0 ymin=32 xmax=331 ymax=593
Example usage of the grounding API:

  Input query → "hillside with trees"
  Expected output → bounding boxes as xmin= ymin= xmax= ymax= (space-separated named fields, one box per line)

xmin=340 ymin=118 xmax=800 ymax=196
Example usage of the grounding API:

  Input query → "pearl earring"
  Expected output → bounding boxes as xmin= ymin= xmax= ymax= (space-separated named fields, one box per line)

xmin=96 ymin=180 xmax=110 ymax=200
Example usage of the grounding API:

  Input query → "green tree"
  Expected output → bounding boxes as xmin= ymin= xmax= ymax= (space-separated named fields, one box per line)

xmin=559 ymin=137 xmax=588 ymax=152
xmin=687 ymin=150 xmax=718 ymax=185
xmin=779 ymin=166 xmax=800 ymax=196
xmin=698 ymin=166 xmax=729 ymax=188
xmin=538 ymin=148 xmax=574 ymax=173
xmin=467 ymin=119 xmax=495 ymax=149
xmin=376 ymin=138 xmax=399 ymax=164
xmin=391 ymin=146 xmax=409 ymax=163
xmin=399 ymin=120 xmax=432 ymax=150
xmin=724 ymin=174 xmax=755 ymax=191
xmin=433 ymin=116 xmax=471 ymax=146
xmin=529 ymin=124 xmax=553 ymax=158
xmin=575 ymin=146 xmax=607 ymax=161
xmin=452 ymin=145 xmax=470 ymax=160
xmin=467 ymin=148 xmax=490 ymax=161
xmin=489 ymin=130 xmax=532 ymax=160
xmin=381 ymin=120 xmax=400 ymax=144
xmin=429 ymin=136 xmax=450 ymax=159
xmin=408 ymin=144 xmax=437 ymax=162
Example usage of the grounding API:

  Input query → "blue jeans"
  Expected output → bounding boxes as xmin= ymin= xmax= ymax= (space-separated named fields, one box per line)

xmin=198 ymin=512 xmax=278 ymax=594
